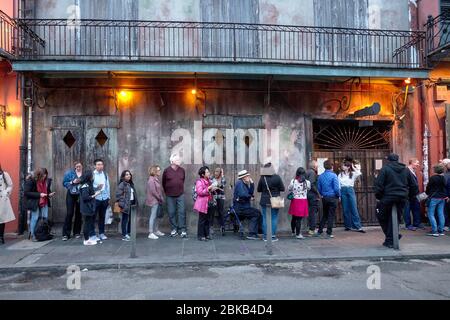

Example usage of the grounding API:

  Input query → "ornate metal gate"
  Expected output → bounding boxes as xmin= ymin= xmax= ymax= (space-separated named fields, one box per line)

xmin=312 ymin=120 xmax=392 ymax=226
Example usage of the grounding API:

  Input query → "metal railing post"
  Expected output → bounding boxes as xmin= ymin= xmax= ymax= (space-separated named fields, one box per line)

xmin=130 ymin=205 xmax=137 ymax=258
xmin=392 ymin=204 xmax=399 ymax=250
xmin=265 ymin=205 xmax=273 ymax=255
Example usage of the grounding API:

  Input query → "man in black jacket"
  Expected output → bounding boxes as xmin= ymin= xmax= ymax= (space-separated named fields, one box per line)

xmin=374 ymin=153 xmax=418 ymax=248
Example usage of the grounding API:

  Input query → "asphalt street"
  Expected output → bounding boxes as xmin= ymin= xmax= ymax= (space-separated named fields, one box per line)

xmin=1 ymin=258 xmax=450 ymax=300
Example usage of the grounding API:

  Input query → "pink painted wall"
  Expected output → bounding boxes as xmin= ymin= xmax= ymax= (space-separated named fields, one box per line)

xmin=1 ymin=1 xmax=20 ymax=233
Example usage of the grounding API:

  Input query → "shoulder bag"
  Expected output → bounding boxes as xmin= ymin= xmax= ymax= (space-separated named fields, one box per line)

xmin=264 ymin=177 xmax=285 ymax=208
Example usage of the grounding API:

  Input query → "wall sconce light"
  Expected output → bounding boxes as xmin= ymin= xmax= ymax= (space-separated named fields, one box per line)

xmin=0 ymin=105 xmax=11 ymax=129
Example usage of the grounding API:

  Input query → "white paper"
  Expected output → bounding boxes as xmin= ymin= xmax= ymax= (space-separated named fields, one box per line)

xmin=317 ymin=158 xmax=328 ymax=175
xmin=375 ymin=159 xmax=383 ymax=170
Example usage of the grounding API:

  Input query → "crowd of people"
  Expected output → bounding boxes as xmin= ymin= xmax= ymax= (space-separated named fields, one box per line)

xmin=1 ymin=152 xmax=450 ymax=247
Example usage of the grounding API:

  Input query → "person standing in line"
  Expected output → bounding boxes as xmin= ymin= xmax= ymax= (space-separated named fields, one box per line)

xmin=288 ymin=167 xmax=311 ymax=239
xmin=374 ymin=153 xmax=418 ymax=248
xmin=116 ymin=170 xmax=138 ymax=241
xmin=403 ymin=158 xmax=424 ymax=231
xmin=338 ymin=159 xmax=365 ymax=233
xmin=209 ymin=168 xmax=226 ymax=236
xmin=146 ymin=165 xmax=165 ymax=240
xmin=162 ymin=154 xmax=187 ymax=238
xmin=62 ymin=161 xmax=83 ymax=241
xmin=0 ymin=164 xmax=15 ymax=244
xmin=194 ymin=166 xmax=216 ymax=241
xmin=257 ymin=162 xmax=285 ymax=242
xmin=79 ymin=170 xmax=102 ymax=246
xmin=316 ymin=160 xmax=340 ymax=239
xmin=92 ymin=159 xmax=110 ymax=241
xmin=24 ymin=168 xmax=55 ymax=242
xmin=425 ymin=164 xmax=447 ymax=237
xmin=305 ymin=160 xmax=320 ymax=236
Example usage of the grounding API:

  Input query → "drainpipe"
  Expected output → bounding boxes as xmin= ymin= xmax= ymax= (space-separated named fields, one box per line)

xmin=18 ymin=74 xmax=27 ymax=234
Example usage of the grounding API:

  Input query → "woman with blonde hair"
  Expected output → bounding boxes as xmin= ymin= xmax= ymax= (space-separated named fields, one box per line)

xmin=146 ymin=165 xmax=165 ymax=239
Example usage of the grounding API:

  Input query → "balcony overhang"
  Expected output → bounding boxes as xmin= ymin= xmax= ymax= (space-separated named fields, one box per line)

xmin=11 ymin=61 xmax=430 ymax=80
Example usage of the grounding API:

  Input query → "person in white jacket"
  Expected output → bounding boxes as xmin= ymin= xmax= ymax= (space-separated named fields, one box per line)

xmin=0 ymin=164 xmax=16 ymax=244
xmin=338 ymin=160 xmax=365 ymax=233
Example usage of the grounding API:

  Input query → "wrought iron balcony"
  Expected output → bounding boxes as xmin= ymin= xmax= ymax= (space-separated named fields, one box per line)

xmin=1 ymin=13 xmax=426 ymax=69
xmin=426 ymin=12 xmax=450 ymax=64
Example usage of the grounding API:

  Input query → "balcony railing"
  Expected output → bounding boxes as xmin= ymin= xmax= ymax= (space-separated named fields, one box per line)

xmin=426 ymin=12 xmax=450 ymax=60
xmin=1 ymin=14 xmax=426 ymax=69
xmin=0 ymin=10 xmax=44 ymax=59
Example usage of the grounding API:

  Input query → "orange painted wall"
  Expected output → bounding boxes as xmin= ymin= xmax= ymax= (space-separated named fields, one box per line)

xmin=1 ymin=1 xmax=20 ymax=233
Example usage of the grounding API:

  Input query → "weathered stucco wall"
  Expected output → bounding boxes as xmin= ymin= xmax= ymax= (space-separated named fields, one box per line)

xmin=30 ymin=77 xmax=410 ymax=233
xmin=29 ymin=0 xmax=412 ymax=30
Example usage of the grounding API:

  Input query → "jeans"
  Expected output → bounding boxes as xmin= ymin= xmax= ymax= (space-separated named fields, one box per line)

xmin=340 ymin=187 xmax=362 ymax=230
xmin=121 ymin=212 xmax=131 ymax=237
xmin=428 ymin=198 xmax=445 ymax=234
xmin=318 ymin=197 xmax=337 ymax=235
xmin=208 ymin=198 xmax=225 ymax=228
xmin=30 ymin=206 xmax=48 ymax=238
xmin=261 ymin=206 xmax=279 ymax=239
xmin=403 ymin=198 xmax=422 ymax=228
xmin=148 ymin=204 xmax=160 ymax=234
xmin=63 ymin=192 xmax=82 ymax=237
xmin=307 ymin=195 xmax=319 ymax=231
xmin=94 ymin=199 xmax=109 ymax=235
xmin=376 ymin=199 xmax=405 ymax=245
xmin=197 ymin=212 xmax=210 ymax=238
xmin=83 ymin=215 xmax=95 ymax=241
xmin=167 ymin=195 xmax=186 ymax=233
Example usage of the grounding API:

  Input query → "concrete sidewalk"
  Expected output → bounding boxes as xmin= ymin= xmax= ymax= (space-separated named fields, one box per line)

xmin=1 ymin=227 xmax=450 ymax=272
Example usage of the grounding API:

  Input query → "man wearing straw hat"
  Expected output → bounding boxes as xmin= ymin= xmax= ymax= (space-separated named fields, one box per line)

xmin=233 ymin=169 xmax=261 ymax=240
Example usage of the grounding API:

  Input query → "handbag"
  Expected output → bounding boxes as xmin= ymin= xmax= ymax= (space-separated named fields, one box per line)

xmin=113 ymin=202 xmax=122 ymax=213
xmin=287 ymin=192 xmax=294 ymax=201
xmin=264 ymin=177 xmax=285 ymax=208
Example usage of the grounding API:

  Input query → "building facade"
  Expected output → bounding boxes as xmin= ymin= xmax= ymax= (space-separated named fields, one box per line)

xmin=1 ymin=0 xmax=448 ymax=234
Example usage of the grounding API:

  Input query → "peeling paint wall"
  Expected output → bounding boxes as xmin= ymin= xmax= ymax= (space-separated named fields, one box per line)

xmin=30 ymin=78 xmax=410 ymax=232
xmin=28 ymin=0 xmax=412 ymax=30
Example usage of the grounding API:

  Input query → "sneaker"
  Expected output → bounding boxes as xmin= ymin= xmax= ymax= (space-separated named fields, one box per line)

xmin=406 ymin=226 xmax=417 ymax=231
xmin=308 ymin=230 xmax=315 ymax=236
xmin=148 ymin=233 xmax=159 ymax=240
xmin=122 ymin=236 xmax=130 ymax=241
xmin=271 ymin=237 xmax=279 ymax=242
xmin=155 ymin=231 xmax=165 ymax=237
xmin=326 ymin=234 xmax=334 ymax=239
xmin=296 ymin=234 xmax=304 ymax=239
xmin=170 ymin=230 xmax=178 ymax=237
xmin=198 ymin=237 xmax=207 ymax=241
xmin=246 ymin=235 xmax=259 ymax=240
xmin=83 ymin=239 xmax=97 ymax=246
xmin=427 ymin=233 xmax=439 ymax=237
xmin=444 ymin=226 xmax=450 ymax=232
xmin=291 ymin=232 xmax=296 ymax=237
xmin=416 ymin=224 xmax=426 ymax=230
xmin=74 ymin=234 xmax=81 ymax=239
xmin=92 ymin=235 xmax=100 ymax=242
xmin=356 ymin=229 xmax=366 ymax=233
xmin=62 ymin=236 xmax=69 ymax=241
xmin=439 ymin=233 xmax=445 ymax=236
xmin=99 ymin=234 xmax=108 ymax=240
xmin=180 ymin=231 xmax=187 ymax=238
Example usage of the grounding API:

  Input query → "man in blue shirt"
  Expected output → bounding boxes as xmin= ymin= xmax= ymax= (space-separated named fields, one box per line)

xmin=317 ymin=160 xmax=340 ymax=238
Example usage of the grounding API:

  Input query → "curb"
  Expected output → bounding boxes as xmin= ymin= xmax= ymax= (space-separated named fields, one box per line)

xmin=2 ymin=252 xmax=450 ymax=273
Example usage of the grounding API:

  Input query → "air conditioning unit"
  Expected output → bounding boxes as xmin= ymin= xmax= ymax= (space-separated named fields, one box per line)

xmin=434 ymin=85 xmax=449 ymax=101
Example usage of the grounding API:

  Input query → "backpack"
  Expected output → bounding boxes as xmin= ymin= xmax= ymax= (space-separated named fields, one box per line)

xmin=34 ymin=216 xmax=53 ymax=241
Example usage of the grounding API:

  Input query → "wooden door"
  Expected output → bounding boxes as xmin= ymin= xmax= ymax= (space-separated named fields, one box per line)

xmin=52 ymin=117 xmax=85 ymax=223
